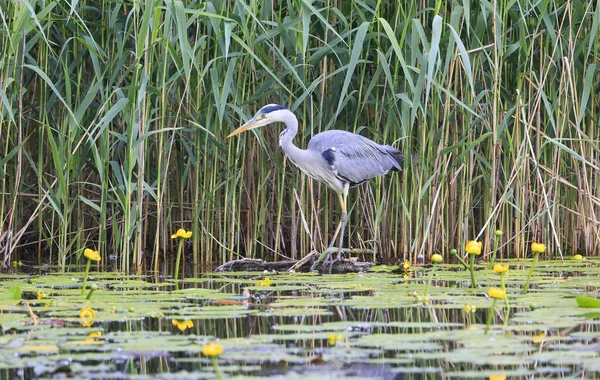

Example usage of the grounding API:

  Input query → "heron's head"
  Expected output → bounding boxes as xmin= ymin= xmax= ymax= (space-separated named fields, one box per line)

xmin=227 ymin=104 xmax=290 ymax=138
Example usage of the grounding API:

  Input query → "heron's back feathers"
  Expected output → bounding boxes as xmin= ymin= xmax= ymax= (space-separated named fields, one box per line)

xmin=305 ymin=130 xmax=403 ymax=190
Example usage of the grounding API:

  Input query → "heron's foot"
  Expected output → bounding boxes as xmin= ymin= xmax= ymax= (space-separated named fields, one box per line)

xmin=309 ymin=247 xmax=335 ymax=272
xmin=310 ymin=247 xmax=346 ymax=273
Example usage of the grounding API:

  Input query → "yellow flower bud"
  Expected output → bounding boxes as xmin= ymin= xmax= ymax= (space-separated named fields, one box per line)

xmin=431 ymin=254 xmax=443 ymax=264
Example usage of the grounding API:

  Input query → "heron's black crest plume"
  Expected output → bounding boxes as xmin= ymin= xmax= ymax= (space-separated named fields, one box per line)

xmin=258 ymin=104 xmax=287 ymax=115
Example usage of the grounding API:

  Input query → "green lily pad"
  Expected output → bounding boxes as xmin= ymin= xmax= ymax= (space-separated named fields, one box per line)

xmin=576 ymin=295 xmax=600 ymax=308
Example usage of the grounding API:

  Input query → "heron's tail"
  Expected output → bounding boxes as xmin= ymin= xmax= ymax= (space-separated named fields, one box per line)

xmin=387 ymin=146 xmax=404 ymax=172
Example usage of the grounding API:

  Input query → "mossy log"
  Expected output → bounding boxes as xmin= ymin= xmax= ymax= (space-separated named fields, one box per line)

xmin=215 ymin=249 xmax=375 ymax=274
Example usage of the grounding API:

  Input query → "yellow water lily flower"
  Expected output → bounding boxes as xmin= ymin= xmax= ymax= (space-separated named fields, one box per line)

xmin=84 ymin=331 xmax=103 ymax=344
xmin=573 ymin=254 xmax=583 ymax=260
xmin=79 ymin=307 xmax=96 ymax=327
xmin=328 ymin=333 xmax=344 ymax=346
xmin=488 ymin=287 xmax=506 ymax=300
xmin=431 ymin=254 xmax=443 ymax=264
xmin=202 ymin=343 xmax=223 ymax=357
xmin=464 ymin=304 xmax=477 ymax=313
xmin=401 ymin=259 xmax=411 ymax=271
xmin=44 ymin=299 xmax=56 ymax=307
xmin=531 ymin=242 xmax=546 ymax=253
xmin=171 ymin=228 xmax=192 ymax=239
xmin=532 ymin=332 xmax=546 ymax=344
xmin=328 ymin=333 xmax=337 ymax=346
xmin=84 ymin=248 xmax=101 ymax=261
xmin=493 ymin=264 xmax=509 ymax=274
xmin=465 ymin=240 xmax=482 ymax=255
xmin=489 ymin=376 xmax=506 ymax=380
xmin=257 ymin=277 xmax=271 ymax=287
xmin=37 ymin=291 xmax=46 ymax=300
xmin=80 ymin=307 xmax=96 ymax=319
xmin=172 ymin=319 xmax=194 ymax=331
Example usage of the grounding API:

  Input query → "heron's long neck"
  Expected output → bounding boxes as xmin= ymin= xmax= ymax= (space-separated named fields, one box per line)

xmin=278 ymin=111 xmax=306 ymax=164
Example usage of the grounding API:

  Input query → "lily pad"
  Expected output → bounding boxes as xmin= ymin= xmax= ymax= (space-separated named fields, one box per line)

xmin=575 ymin=295 xmax=600 ymax=308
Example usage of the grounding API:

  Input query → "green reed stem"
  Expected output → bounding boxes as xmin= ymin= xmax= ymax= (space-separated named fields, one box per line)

xmin=500 ymin=274 xmax=509 ymax=325
xmin=211 ymin=356 xmax=223 ymax=380
xmin=81 ymin=259 xmax=91 ymax=295
xmin=485 ymin=298 xmax=497 ymax=334
xmin=174 ymin=239 xmax=184 ymax=283
xmin=85 ymin=283 xmax=97 ymax=300
xmin=524 ymin=252 xmax=540 ymax=293
xmin=450 ymin=249 xmax=468 ymax=270
xmin=469 ymin=254 xmax=477 ymax=288
xmin=490 ymin=237 xmax=500 ymax=270
xmin=424 ymin=264 xmax=437 ymax=296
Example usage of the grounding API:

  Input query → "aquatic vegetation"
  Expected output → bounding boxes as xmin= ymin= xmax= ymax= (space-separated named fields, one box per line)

xmin=464 ymin=304 xmax=477 ymax=313
xmin=493 ymin=264 xmax=510 ymax=323
xmin=450 ymin=248 xmax=468 ymax=269
xmin=490 ymin=230 xmax=503 ymax=269
xmin=328 ymin=333 xmax=344 ymax=346
xmin=202 ymin=343 xmax=223 ymax=357
xmin=524 ymin=242 xmax=546 ymax=293
xmin=79 ymin=307 xmax=96 ymax=327
xmin=85 ymin=283 xmax=98 ymax=300
xmin=466 ymin=240 xmax=482 ymax=288
xmin=493 ymin=264 xmax=509 ymax=274
xmin=485 ymin=288 xmax=507 ymax=334
xmin=82 ymin=248 xmax=101 ymax=295
xmin=1 ymin=264 xmax=600 ymax=377
xmin=256 ymin=277 xmax=271 ymax=287
xmin=425 ymin=254 xmax=443 ymax=296
xmin=574 ymin=254 xmax=583 ymax=260
xmin=202 ymin=343 xmax=224 ymax=380
xmin=488 ymin=287 xmax=507 ymax=300
xmin=172 ymin=319 xmax=194 ymax=331
xmin=400 ymin=260 xmax=411 ymax=272
xmin=171 ymin=228 xmax=192 ymax=283
xmin=171 ymin=228 xmax=193 ymax=240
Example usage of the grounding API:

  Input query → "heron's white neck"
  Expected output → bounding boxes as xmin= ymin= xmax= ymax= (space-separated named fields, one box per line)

xmin=277 ymin=109 xmax=306 ymax=165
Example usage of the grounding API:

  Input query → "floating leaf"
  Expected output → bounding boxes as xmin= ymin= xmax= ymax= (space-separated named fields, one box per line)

xmin=576 ymin=295 xmax=600 ymax=308
xmin=1 ymin=286 xmax=21 ymax=300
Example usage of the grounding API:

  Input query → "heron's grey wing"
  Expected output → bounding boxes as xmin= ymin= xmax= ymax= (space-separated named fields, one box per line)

xmin=308 ymin=130 xmax=403 ymax=186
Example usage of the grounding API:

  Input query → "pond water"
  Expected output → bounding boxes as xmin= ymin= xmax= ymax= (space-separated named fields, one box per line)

xmin=1 ymin=258 xmax=600 ymax=379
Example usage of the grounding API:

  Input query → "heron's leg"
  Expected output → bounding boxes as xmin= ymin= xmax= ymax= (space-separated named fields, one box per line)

xmin=328 ymin=212 xmax=343 ymax=248
xmin=335 ymin=190 xmax=349 ymax=260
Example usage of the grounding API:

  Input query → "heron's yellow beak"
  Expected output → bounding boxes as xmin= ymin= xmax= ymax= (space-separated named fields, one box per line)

xmin=227 ymin=117 xmax=272 ymax=138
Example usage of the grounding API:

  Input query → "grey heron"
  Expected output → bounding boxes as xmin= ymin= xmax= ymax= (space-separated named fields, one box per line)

xmin=228 ymin=104 xmax=403 ymax=269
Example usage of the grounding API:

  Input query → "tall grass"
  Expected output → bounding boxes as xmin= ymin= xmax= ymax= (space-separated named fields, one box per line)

xmin=0 ymin=0 xmax=598 ymax=273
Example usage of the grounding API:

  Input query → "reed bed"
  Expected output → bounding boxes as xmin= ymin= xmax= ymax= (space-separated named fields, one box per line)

xmin=0 ymin=0 xmax=598 ymax=273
